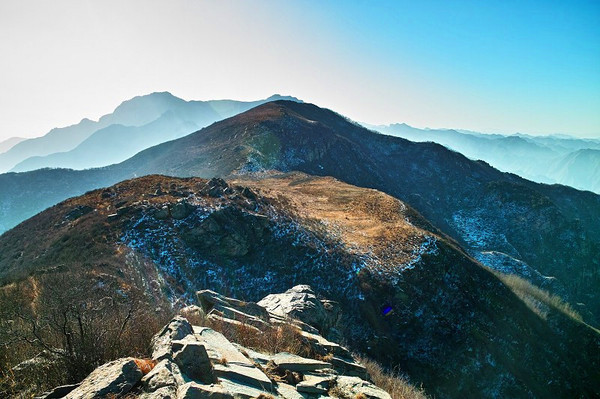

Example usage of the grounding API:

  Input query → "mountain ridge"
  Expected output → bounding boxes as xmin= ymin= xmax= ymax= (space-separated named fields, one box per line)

xmin=0 ymin=173 xmax=597 ymax=398
xmin=0 ymin=100 xmax=598 ymax=327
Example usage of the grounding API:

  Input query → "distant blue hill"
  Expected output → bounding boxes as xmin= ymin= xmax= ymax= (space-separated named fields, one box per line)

xmin=367 ymin=123 xmax=600 ymax=193
xmin=6 ymin=92 xmax=301 ymax=172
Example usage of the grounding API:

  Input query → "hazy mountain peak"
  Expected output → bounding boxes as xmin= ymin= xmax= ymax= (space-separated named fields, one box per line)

xmin=265 ymin=94 xmax=303 ymax=102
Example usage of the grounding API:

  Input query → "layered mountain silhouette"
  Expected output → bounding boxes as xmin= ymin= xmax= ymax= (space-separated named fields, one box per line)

xmin=371 ymin=123 xmax=600 ymax=193
xmin=0 ymin=101 xmax=598 ymax=328
xmin=0 ymin=174 xmax=597 ymax=398
xmin=0 ymin=137 xmax=26 ymax=155
xmin=3 ymin=92 xmax=301 ymax=173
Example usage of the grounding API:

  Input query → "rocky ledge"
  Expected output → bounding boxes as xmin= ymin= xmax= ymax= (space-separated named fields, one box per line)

xmin=37 ymin=286 xmax=391 ymax=399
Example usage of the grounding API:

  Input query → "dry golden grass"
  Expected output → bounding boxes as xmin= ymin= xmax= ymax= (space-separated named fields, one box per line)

xmin=233 ymin=174 xmax=432 ymax=268
xmin=492 ymin=271 xmax=583 ymax=322
xmin=355 ymin=355 xmax=428 ymax=399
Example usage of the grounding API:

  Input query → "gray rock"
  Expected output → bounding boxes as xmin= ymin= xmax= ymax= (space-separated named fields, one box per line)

xmin=212 ymin=363 xmax=272 ymax=391
xmin=195 ymin=327 xmax=254 ymax=366
xmin=173 ymin=342 xmax=216 ymax=384
xmin=274 ymin=382 xmax=305 ymax=399
xmin=171 ymin=200 xmax=195 ymax=219
xmin=197 ymin=290 xmax=271 ymax=329
xmin=140 ymin=385 xmax=178 ymax=399
xmin=335 ymin=376 xmax=392 ymax=399
xmin=258 ymin=285 xmax=335 ymax=333
xmin=151 ymin=316 xmax=194 ymax=360
xmin=64 ymin=358 xmax=143 ymax=398
xmin=154 ymin=206 xmax=170 ymax=220
xmin=273 ymin=352 xmax=331 ymax=373
xmin=35 ymin=383 xmax=80 ymax=399
xmin=181 ymin=305 xmax=205 ymax=322
xmin=329 ymin=356 xmax=368 ymax=379
xmin=141 ymin=359 xmax=186 ymax=392
xmin=178 ymin=382 xmax=233 ymax=399
xmin=296 ymin=375 xmax=331 ymax=394
xmin=232 ymin=344 xmax=272 ymax=366
xmin=217 ymin=378 xmax=273 ymax=399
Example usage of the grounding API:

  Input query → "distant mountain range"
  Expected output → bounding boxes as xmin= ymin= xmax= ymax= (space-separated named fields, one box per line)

xmin=0 ymin=137 xmax=26 ymax=154
xmin=3 ymin=92 xmax=301 ymax=173
xmin=368 ymin=123 xmax=600 ymax=193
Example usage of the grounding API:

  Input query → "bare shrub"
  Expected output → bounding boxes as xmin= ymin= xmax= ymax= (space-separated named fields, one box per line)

xmin=0 ymin=273 xmax=173 ymax=396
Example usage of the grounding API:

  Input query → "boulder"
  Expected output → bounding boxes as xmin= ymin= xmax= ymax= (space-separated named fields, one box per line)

xmin=258 ymin=285 xmax=337 ymax=333
xmin=64 ymin=358 xmax=143 ymax=398
xmin=173 ymin=342 xmax=216 ymax=384
xmin=178 ymin=382 xmax=233 ymax=399
xmin=151 ymin=316 xmax=194 ymax=360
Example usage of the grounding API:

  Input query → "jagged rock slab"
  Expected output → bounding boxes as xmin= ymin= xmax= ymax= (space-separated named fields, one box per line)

xmin=274 ymin=382 xmax=306 ymax=399
xmin=296 ymin=374 xmax=333 ymax=394
xmin=213 ymin=363 xmax=272 ymax=391
xmin=141 ymin=359 xmax=187 ymax=392
xmin=273 ymin=352 xmax=331 ymax=372
xmin=198 ymin=290 xmax=271 ymax=325
xmin=35 ymin=383 xmax=80 ymax=399
xmin=335 ymin=376 xmax=392 ymax=399
xmin=329 ymin=356 xmax=368 ymax=379
xmin=299 ymin=330 xmax=350 ymax=358
xmin=178 ymin=382 xmax=234 ymax=399
xmin=173 ymin=341 xmax=215 ymax=384
xmin=218 ymin=377 xmax=274 ymax=399
xmin=195 ymin=327 xmax=255 ymax=366
xmin=233 ymin=344 xmax=272 ymax=366
xmin=64 ymin=358 xmax=143 ymax=398
xmin=152 ymin=316 xmax=194 ymax=360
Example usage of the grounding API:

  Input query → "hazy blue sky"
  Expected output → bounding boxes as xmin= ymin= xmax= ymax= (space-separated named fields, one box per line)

xmin=1 ymin=0 xmax=599 ymax=140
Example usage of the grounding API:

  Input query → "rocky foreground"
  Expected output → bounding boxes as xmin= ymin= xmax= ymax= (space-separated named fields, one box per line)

xmin=37 ymin=286 xmax=395 ymax=399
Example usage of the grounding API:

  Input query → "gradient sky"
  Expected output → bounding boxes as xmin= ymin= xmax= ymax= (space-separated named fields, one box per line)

xmin=0 ymin=0 xmax=599 ymax=141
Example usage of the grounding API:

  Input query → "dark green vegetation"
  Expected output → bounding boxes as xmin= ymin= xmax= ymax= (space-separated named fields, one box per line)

xmin=0 ymin=174 xmax=598 ymax=398
xmin=1 ymin=101 xmax=598 ymax=329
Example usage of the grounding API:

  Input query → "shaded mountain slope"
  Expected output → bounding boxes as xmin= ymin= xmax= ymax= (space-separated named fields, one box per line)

xmin=0 ymin=101 xmax=598 ymax=326
xmin=0 ymin=174 xmax=597 ymax=399
xmin=5 ymin=92 xmax=301 ymax=173
xmin=116 ymin=101 xmax=600 ymax=324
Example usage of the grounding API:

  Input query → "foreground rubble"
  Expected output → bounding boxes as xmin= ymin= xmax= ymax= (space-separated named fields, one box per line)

xmin=37 ymin=286 xmax=391 ymax=399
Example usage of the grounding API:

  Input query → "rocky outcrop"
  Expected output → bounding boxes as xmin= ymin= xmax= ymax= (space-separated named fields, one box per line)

xmin=64 ymin=358 xmax=144 ymax=398
xmin=258 ymin=285 xmax=341 ymax=335
xmin=39 ymin=286 xmax=390 ymax=399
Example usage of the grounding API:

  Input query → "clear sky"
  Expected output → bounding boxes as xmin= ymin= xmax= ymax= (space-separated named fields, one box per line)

xmin=0 ymin=0 xmax=599 ymax=140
